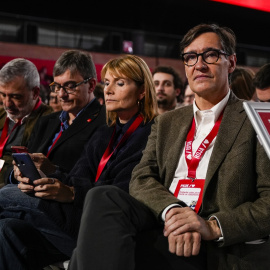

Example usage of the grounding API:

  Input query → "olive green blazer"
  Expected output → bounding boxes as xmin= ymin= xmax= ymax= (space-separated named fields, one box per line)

xmin=130 ymin=92 xmax=270 ymax=269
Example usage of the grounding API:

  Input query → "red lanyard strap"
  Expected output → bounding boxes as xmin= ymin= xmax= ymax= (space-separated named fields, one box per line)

xmin=46 ymin=123 xmax=64 ymax=157
xmin=0 ymin=118 xmax=22 ymax=158
xmin=33 ymin=97 xmax=42 ymax=111
xmin=185 ymin=111 xmax=224 ymax=179
xmin=95 ymin=114 xmax=144 ymax=182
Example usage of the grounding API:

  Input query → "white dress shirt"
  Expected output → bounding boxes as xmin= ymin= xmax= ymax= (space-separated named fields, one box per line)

xmin=161 ymin=90 xmax=230 ymax=221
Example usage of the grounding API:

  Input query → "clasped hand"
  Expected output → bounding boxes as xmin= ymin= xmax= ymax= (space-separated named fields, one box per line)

xmin=164 ymin=207 xmax=221 ymax=257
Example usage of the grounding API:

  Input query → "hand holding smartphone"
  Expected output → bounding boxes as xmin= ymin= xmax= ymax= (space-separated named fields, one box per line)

xmin=12 ymin=153 xmax=41 ymax=184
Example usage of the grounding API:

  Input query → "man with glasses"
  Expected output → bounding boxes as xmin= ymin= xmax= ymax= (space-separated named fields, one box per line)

xmin=8 ymin=49 xmax=106 ymax=180
xmin=67 ymin=24 xmax=270 ymax=270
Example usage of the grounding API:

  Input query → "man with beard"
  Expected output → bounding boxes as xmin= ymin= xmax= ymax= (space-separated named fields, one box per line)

xmin=152 ymin=66 xmax=184 ymax=114
xmin=0 ymin=58 xmax=53 ymax=187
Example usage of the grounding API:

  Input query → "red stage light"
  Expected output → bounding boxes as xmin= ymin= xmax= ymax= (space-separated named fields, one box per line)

xmin=210 ymin=0 xmax=270 ymax=13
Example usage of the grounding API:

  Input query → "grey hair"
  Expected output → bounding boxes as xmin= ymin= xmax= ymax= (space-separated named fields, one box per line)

xmin=0 ymin=58 xmax=40 ymax=90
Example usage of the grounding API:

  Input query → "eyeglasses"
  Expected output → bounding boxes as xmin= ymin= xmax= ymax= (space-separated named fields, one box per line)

xmin=49 ymin=77 xmax=91 ymax=94
xmin=181 ymin=49 xmax=229 ymax=67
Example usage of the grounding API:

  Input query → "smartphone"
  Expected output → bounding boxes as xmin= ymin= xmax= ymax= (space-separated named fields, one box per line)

xmin=12 ymin=153 xmax=41 ymax=184
xmin=11 ymin=146 xmax=28 ymax=153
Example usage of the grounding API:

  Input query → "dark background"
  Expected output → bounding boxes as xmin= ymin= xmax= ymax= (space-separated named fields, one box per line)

xmin=1 ymin=0 xmax=270 ymax=48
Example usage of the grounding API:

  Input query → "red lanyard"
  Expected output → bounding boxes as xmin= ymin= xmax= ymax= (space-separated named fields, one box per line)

xmin=0 ymin=118 xmax=22 ymax=158
xmin=185 ymin=111 xmax=224 ymax=180
xmin=95 ymin=114 xmax=143 ymax=182
xmin=33 ymin=98 xmax=42 ymax=111
xmin=46 ymin=123 xmax=64 ymax=157
xmin=0 ymin=98 xmax=42 ymax=158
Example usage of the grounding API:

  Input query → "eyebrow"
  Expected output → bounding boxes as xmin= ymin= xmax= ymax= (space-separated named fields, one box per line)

xmin=0 ymin=92 xmax=23 ymax=98
xmin=184 ymin=47 xmax=219 ymax=54
xmin=154 ymin=79 xmax=172 ymax=83
xmin=53 ymin=80 xmax=77 ymax=84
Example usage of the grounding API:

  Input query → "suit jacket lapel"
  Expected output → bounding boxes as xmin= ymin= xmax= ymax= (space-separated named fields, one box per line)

xmin=0 ymin=109 xmax=7 ymax=130
xmin=204 ymin=93 xmax=246 ymax=191
xmin=51 ymin=99 xmax=102 ymax=148
xmin=38 ymin=116 xmax=61 ymax=152
xmin=165 ymin=106 xmax=194 ymax=186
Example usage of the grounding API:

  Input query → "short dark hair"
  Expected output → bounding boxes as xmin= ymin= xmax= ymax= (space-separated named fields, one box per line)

xmin=230 ymin=67 xmax=255 ymax=100
xmin=253 ymin=63 xmax=270 ymax=89
xmin=180 ymin=23 xmax=236 ymax=55
xmin=94 ymin=83 xmax=105 ymax=101
xmin=53 ymin=50 xmax=97 ymax=80
xmin=152 ymin=65 xmax=183 ymax=93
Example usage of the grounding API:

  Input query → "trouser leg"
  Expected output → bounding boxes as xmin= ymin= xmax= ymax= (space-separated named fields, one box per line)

xmin=68 ymin=185 xmax=157 ymax=270
xmin=0 ymin=184 xmax=76 ymax=257
xmin=135 ymin=228 xmax=207 ymax=270
xmin=0 ymin=218 xmax=69 ymax=270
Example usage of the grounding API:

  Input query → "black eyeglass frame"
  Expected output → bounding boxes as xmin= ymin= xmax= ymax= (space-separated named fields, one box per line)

xmin=49 ymin=77 xmax=92 ymax=94
xmin=181 ymin=49 xmax=230 ymax=67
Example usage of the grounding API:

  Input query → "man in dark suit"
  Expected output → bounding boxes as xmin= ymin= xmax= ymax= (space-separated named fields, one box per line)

xmin=7 ymin=49 xmax=106 ymax=183
xmin=0 ymin=58 xmax=53 ymax=187
xmin=67 ymin=24 xmax=270 ymax=270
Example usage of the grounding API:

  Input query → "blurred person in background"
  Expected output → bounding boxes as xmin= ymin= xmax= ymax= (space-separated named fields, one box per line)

xmin=93 ymin=82 xmax=105 ymax=105
xmin=49 ymin=91 xmax=62 ymax=112
xmin=39 ymin=66 xmax=53 ymax=104
xmin=253 ymin=63 xmax=270 ymax=102
xmin=230 ymin=66 xmax=257 ymax=101
xmin=183 ymin=83 xmax=195 ymax=106
xmin=152 ymin=66 xmax=183 ymax=114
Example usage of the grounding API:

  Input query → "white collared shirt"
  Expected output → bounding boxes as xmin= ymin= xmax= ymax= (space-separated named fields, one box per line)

xmin=162 ymin=90 xmax=230 ymax=221
xmin=169 ymin=91 xmax=230 ymax=194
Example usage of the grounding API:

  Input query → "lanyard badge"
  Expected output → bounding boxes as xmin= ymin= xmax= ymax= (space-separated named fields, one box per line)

xmin=174 ymin=179 xmax=205 ymax=213
xmin=174 ymin=111 xmax=224 ymax=213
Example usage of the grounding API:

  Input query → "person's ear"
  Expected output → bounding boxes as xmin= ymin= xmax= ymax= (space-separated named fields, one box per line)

xmin=32 ymin=86 xmax=40 ymax=99
xmin=228 ymin=54 xmax=237 ymax=74
xmin=175 ymin=88 xmax=181 ymax=97
xmin=138 ymin=85 xmax=146 ymax=101
xmin=88 ymin=78 xmax=97 ymax=94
